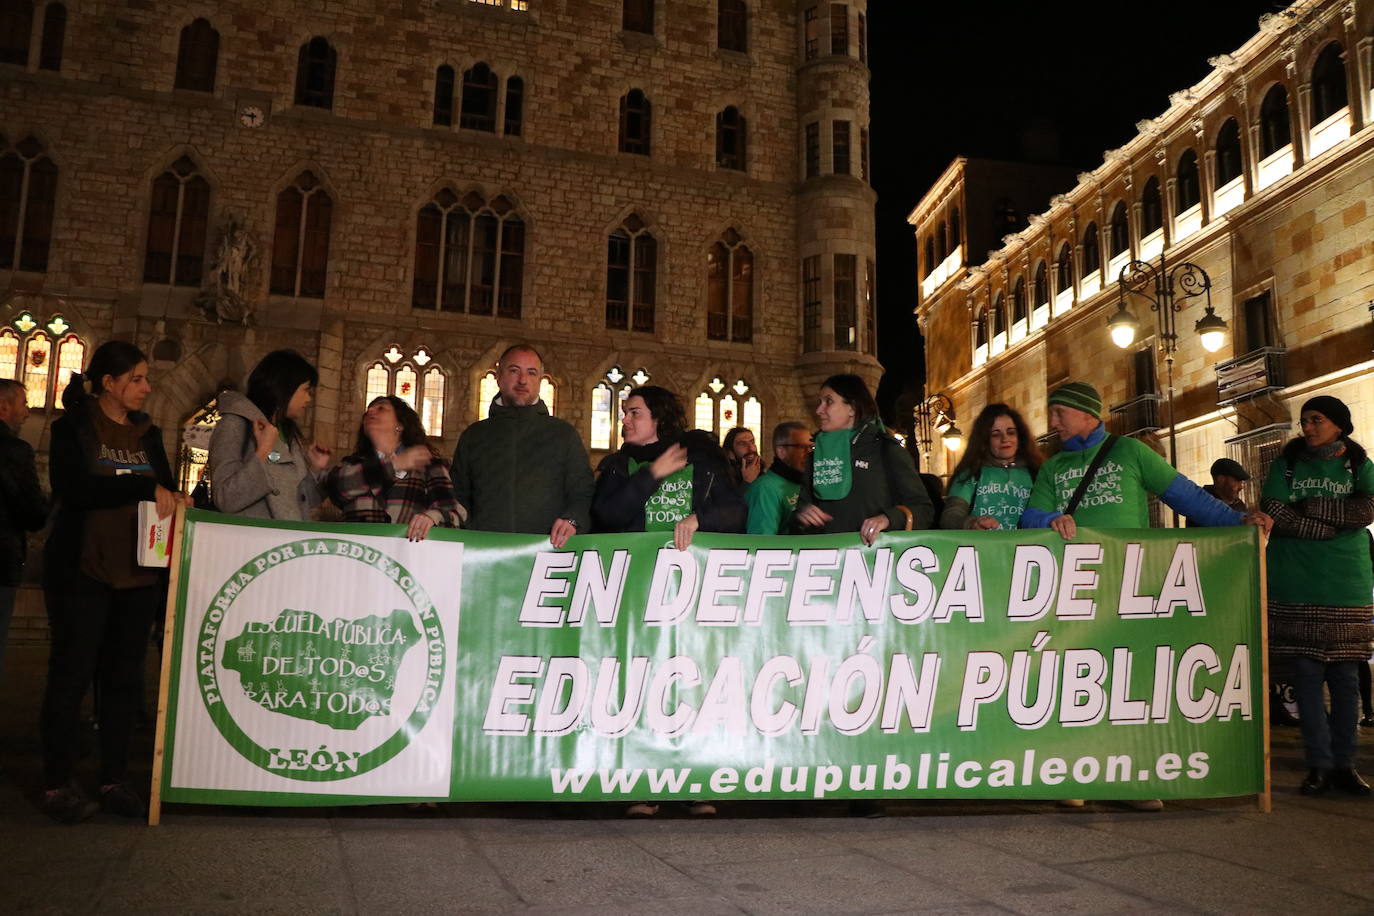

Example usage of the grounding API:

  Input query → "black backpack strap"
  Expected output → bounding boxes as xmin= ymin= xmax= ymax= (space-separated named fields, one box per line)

xmin=1064 ymin=435 xmax=1118 ymax=517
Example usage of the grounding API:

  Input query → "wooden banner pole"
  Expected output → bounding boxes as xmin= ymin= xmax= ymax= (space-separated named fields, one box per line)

xmin=148 ymin=504 xmax=189 ymax=827
xmin=1257 ymin=530 xmax=1271 ymax=814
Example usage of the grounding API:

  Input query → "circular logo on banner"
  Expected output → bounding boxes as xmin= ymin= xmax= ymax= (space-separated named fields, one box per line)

xmin=196 ymin=537 xmax=445 ymax=781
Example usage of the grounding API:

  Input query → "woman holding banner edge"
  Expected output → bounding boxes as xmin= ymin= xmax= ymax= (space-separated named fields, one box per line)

xmin=1260 ymin=395 xmax=1373 ymax=797
xmin=939 ymin=403 xmax=1041 ymax=531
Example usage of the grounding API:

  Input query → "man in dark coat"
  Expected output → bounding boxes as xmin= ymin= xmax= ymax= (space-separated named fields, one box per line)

xmin=452 ymin=345 xmax=594 ymax=546
xmin=0 ymin=380 xmax=49 ymax=679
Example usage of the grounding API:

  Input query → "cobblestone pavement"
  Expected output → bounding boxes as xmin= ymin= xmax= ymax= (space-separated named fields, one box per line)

xmin=3 ymin=644 xmax=1373 ymax=915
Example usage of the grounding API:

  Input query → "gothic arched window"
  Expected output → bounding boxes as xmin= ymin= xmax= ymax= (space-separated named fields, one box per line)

xmin=707 ymin=229 xmax=753 ymax=342
xmin=619 ymin=89 xmax=652 ymax=155
xmin=0 ymin=313 xmax=84 ymax=409
xmin=413 ymin=189 xmax=524 ymax=317
xmin=460 ymin=62 xmax=498 ymax=132
xmin=144 ymin=156 xmax=211 ymax=287
xmin=591 ymin=366 xmax=650 ymax=450
xmin=607 ymin=215 xmax=655 ymax=332
xmin=365 ymin=346 xmax=446 ymax=436
xmin=695 ymin=377 xmax=762 ymax=442
xmin=175 ymin=18 xmax=219 ymax=92
xmin=0 ymin=134 xmax=58 ymax=273
xmin=270 ymin=171 xmax=333 ymax=298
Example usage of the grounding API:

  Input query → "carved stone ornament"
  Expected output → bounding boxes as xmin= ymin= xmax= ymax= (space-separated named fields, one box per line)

xmin=195 ymin=214 xmax=259 ymax=325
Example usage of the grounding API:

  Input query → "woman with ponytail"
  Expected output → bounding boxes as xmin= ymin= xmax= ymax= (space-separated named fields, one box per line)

xmin=40 ymin=341 xmax=188 ymax=823
xmin=209 ymin=349 xmax=331 ymax=520
xmin=1261 ymin=395 xmax=1374 ymax=798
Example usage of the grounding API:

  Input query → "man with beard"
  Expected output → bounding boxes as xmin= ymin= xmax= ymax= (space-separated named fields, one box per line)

xmin=745 ymin=421 xmax=812 ymax=534
xmin=451 ymin=345 xmax=593 ymax=546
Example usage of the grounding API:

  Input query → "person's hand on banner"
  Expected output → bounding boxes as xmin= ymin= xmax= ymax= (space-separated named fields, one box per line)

xmin=860 ymin=514 xmax=890 ymax=546
xmin=549 ymin=517 xmax=577 ymax=548
xmin=1051 ymin=514 xmax=1076 ymax=539
xmin=154 ymin=484 xmax=190 ymax=519
xmin=1240 ymin=511 xmax=1273 ymax=536
xmin=971 ymin=516 xmax=1001 ymax=530
xmin=673 ymin=513 xmax=700 ymax=551
xmin=407 ymin=513 xmax=435 ymax=541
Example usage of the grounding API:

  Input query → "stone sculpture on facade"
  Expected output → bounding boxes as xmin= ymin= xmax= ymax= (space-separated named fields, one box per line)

xmin=196 ymin=215 xmax=258 ymax=325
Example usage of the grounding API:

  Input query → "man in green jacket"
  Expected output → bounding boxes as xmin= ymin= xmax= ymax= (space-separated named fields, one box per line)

xmin=745 ymin=421 xmax=811 ymax=534
xmin=451 ymin=345 xmax=593 ymax=546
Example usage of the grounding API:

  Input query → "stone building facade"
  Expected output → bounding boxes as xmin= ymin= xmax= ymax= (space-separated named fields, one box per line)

xmin=912 ymin=0 xmax=1374 ymax=515
xmin=0 ymin=0 xmax=880 ymax=641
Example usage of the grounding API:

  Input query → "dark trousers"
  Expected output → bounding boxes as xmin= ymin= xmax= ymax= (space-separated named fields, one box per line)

xmin=40 ymin=573 xmax=158 ymax=789
xmin=1291 ymin=657 xmax=1359 ymax=770
xmin=0 ymin=585 xmax=17 ymax=683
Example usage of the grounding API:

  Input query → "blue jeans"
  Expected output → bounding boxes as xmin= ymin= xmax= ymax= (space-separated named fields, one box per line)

xmin=1291 ymin=657 xmax=1360 ymax=769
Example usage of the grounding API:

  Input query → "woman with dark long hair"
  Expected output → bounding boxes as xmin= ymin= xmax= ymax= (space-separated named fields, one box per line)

xmin=591 ymin=385 xmax=745 ymax=819
xmin=1261 ymin=395 xmax=1373 ymax=797
xmin=209 ymin=349 xmax=331 ymax=520
xmin=326 ymin=396 xmax=465 ymax=540
xmin=40 ymin=341 xmax=190 ymax=822
xmin=940 ymin=403 xmax=1041 ymax=530
xmin=795 ymin=374 xmax=934 ymax=543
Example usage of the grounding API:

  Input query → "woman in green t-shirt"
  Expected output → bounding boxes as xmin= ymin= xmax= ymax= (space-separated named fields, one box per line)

xmin=1260 ymin=395 xmax=1374 ymax=798
xmin=939 ymin=404 xmax=1041 ymax=531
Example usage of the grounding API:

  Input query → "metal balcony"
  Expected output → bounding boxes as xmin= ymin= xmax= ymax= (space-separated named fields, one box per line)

xmin=1215 ymin=347 xmax=1286 ymax=405
xmin=1109 ymin=393 xmax=1162 ymax=438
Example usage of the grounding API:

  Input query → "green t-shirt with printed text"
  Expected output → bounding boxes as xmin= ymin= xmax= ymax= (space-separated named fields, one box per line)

xmin=948 ymin=466 xmax=1035 ymax=530
xmin=630 ymin=459 xmax=694 ymax=531
xmin=1262 ymin=454 xmax=1374 ymax=607
xmin=1026 ymin=435 xmax=1178 ymax=528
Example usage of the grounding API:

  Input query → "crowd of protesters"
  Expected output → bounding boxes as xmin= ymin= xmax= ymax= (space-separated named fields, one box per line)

xmin=3 ymin=340 xmax=1369 ymax=823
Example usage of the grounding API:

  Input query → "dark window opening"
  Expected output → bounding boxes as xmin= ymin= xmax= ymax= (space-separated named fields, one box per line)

xmin=1259 ymin=84 xmax=1291 ymax=157
xmin=433 ymin=65 xmax=455 ymax=127
xmin=294 ymin=37 xmax=337 ymax=109
xmin=38 ymin=3 xmax=65 ymax=71
xmin=1215 ymin=118 xmax=1243 ymax=186
xmin=175 ymin=19 xmax=219 ymax=92
xmin=619 ymin=89 xmax=652 ymax=155
xmin=718 ymin=0 xmax=747 ymax=53
xmin=716 ymin=106 xmax=746 ymax=171
xmin=504 ymin=75 xmax=524 ymax=136
xmin=1311 ymin=42 xmax=1348 ymax=124
xmin=460 ymin=62 xmax=498 ymax=132
xmin=1176 ymin=150 xmax=1201 ymax=212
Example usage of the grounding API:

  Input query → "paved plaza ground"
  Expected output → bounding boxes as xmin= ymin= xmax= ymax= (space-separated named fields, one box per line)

xmin=3 ymin=642 xmax=1374 ymax=915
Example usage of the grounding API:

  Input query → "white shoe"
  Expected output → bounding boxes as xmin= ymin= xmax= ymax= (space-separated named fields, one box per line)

xmin=1126 ymin=798 xmax=1163 ymax=811
xmin=1057 ymin=798 xmax=1085 ymax=808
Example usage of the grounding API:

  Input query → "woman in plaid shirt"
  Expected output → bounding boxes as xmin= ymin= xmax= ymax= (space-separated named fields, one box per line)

xmin=327 ymin=396 xmax=466 ymax=540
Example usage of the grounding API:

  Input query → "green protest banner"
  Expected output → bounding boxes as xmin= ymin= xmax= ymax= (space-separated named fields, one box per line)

xmin=152 ymin=510 xmax=1267 ymax=818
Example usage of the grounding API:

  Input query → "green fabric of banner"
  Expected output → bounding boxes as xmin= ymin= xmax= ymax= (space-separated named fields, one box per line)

xmin=160 ymin=510 xmax=1266 ymax=807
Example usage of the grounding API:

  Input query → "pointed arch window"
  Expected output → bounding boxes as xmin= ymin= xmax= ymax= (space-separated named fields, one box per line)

xmin=1311 ymin=42 xmax=1348 ymax=124
xmin=591 ymin=366 xmax=650 ymax=450
xmin=504 ymin=76 xmax=524 ymax=136
xmin=294 ymin=37 xmax=337 ymax=110
xmin=433 ymin=65 xmax=455 ymax=126
xmin=0 ymin=135 xmax=58 ymax=273
xmin=38 ymin=3 xmax=65 ymax=71
xmin=460 ymin=62 xmax=498 ymax=132
xmin=365 ymin=346 xmax=447 ymax=436
xmin=1108 ymin=201 xmax=1129 ymax=258
xmin=707 ymin=229 xmax=752 ymax=342
xmin=0 ymin=314 xmax=83 ymax=409
xmin=619 ymin=89 xmax=652 ymax=155
xmin=718 ymin=0 xmax=747 ymax=53
xmin=270 ymin=171 xmax=333 ymax=298
xmin=696 ymin=377 xmax=762 ymax=443
xmin=413 ymin=188 xmax=524 ymax=317
xmin=1214 ymin=119 xmax=1243 ymax=187
xmin=175 ymin=18 xmax=219 ymax=92
xmin=144 ymin=156 xmax=211 ymax=286
xmin=1259 ymin=84 xmax=1291 ymax=157
xmin=716 ymin=107 xmax=747 ymax=171
xmin=1081 ymin=223 xmax=1100 ymax=276
xmin=0 ymin=2 xmax=32 ymax=65
xmin=607 ymin=215 xmax=655 ymax=332
xmin=1175 ymin=150 xmax=1200 ymax=212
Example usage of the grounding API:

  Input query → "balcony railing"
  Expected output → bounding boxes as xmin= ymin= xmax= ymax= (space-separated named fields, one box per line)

xmin=1215 ymin=346 xmax=1286 ymax=405
xmin=1109 ymin=393 xmax=1162 ymax=438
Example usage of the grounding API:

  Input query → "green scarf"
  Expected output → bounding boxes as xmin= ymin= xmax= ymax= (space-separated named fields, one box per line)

xmin=813 ymin=421 xmax=871 ymax=500
xmin=630 ymin=458 xmax=694 ymax=531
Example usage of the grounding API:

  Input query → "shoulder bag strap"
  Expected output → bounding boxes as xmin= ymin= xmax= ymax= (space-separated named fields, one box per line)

xmin=1064 ymin=435 xmax=1118 ymax=517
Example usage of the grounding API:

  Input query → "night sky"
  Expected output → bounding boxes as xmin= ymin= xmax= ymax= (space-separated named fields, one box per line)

xmin=867 ymin=0 xmax=1284 ymax=420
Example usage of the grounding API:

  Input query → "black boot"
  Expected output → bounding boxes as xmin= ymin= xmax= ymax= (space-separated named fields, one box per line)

xmin=1329 ymin=768 xmax=1372 ymax=796
xmin=1299 ymin=769 xmax=1329 ymax=796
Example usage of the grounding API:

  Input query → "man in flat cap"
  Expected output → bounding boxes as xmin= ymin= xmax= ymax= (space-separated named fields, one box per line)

xmin=1187 ymin=457 xmax=1250 ymax=526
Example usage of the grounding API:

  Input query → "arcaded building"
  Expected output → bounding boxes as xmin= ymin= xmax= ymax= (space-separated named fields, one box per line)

xmin=912 ymin=0 xmax=1374 ymax=513
xmin=0 ymin=0 xmax=879 ymax=638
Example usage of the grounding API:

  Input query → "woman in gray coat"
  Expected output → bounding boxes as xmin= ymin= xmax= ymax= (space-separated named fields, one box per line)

xmin=209 ymin=350 xmax=332 ymax=520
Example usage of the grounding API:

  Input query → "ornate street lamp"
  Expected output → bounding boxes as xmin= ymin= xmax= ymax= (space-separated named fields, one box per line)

xmin=914 ymin=392 xmax=963 ymax=470
xmin=1108 ymin=253 xmax=1228 ymax=472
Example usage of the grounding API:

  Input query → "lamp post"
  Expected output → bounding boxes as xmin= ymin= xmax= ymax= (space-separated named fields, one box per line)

xmin=913 ymin=393 xmax=963 ymax=472
xmin=1106 ymin=251 xmax=1227 ymax=472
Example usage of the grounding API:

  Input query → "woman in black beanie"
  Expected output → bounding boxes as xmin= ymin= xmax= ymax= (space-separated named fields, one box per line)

xmin=1260 ymin=395 xmax=1374 ymax=796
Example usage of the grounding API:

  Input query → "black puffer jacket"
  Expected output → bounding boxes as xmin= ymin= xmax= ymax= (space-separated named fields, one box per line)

xmin=797 ymin=424 xmax=935 ymax=534
xmin=0 ymin=420 xmax=49 ymax=585
xmin=591 ymin=430 xmax=746 ymax=534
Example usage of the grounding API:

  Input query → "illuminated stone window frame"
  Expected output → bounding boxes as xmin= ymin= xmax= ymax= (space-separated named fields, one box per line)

xmin=0 ymin=133 xmax=59 ymax=273
xmin=706 ymin=228 xmax=753 ymax=343
xmin=143 ymin=154 xmax=212 ymax=288
xmin=0 ymin=312 xmax=84 ymax=410
xmin=694 ymin=376 xmax=762 ymax=444
xmin=411 ymin=187 xmax=525 ymax=317
xmin=476 ymin=364 xmax=557 ymax=420
xmin=362 ymin=345 xmax=447 ymax=437
xmin=590 ymin=365 xmax=649 ymax=451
